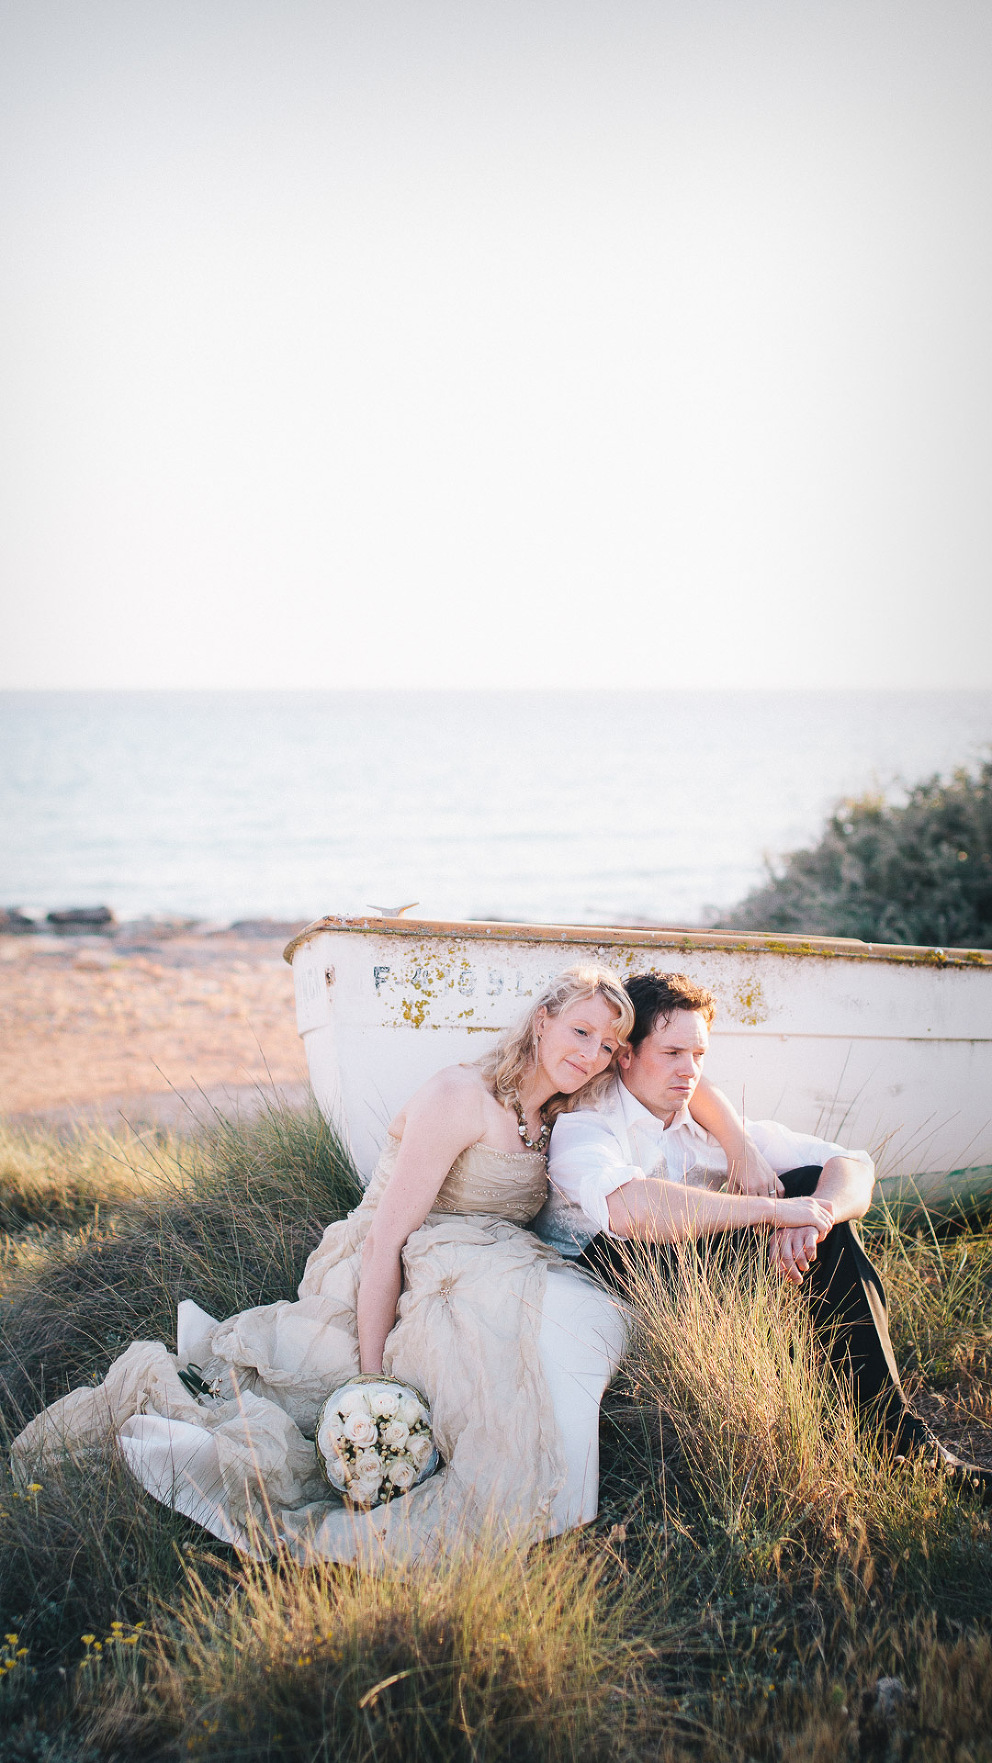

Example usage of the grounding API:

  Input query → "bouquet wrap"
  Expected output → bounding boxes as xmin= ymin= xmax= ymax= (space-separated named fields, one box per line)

xmin=315 ymin=1374 xmax=440 ymax=1510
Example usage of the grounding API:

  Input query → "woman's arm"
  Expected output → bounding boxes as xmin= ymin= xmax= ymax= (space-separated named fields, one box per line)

xmin=357 ymin=1070 xmax=486 ymax=1374
xmin=688 ymin=1077 xmax=783 ymax=1197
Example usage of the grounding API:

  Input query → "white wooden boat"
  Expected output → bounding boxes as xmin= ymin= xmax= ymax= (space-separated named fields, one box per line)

xmin=284 ymin=916 xmax=992 ymax=1218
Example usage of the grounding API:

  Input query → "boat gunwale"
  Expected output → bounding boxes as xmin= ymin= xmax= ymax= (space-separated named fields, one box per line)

xmin=283 ymin=915 xmax=992 ymax=970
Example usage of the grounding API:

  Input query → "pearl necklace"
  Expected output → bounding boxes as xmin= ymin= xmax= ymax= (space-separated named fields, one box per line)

xmin=511 ymin=1099 xmax=551 ymax=1154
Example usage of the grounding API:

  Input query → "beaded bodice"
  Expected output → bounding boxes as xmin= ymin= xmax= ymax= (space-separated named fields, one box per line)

xmin=375 ymin=1132 xmax=548 ymax=1224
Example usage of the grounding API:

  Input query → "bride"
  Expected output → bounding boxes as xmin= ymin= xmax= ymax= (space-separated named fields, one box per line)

xmin=13 ymin=964 xmax=831 ymax=1564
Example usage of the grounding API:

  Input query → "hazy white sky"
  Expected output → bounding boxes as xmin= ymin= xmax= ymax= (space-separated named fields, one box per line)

xmin=2 ymin=0 xmax=990 ymax=689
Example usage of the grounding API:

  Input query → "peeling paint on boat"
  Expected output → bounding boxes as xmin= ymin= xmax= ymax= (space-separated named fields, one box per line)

xmin=285 ymin=915 xmax=992 ymax=1211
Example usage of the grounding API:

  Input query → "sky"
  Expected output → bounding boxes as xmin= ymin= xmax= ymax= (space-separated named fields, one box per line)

xmin=2 ymin=0 xmax=991 ymax=691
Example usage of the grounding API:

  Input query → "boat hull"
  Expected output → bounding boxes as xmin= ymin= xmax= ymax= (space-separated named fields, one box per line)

xmin=285 ymin=917 xmax=992 ymax=1217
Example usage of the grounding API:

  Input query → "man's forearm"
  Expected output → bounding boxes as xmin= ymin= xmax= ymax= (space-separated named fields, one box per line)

xmin=812 ymin=1156 xmax=874 ymax=1222
xmin=608 ymin=1176 xmax=781 ymax=1242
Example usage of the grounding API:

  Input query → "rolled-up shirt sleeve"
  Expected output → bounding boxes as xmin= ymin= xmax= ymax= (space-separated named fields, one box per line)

xmin=745 ymin=1119 xmax=874 ymax=1182
xmin=547 ymin=1110 xmax=648 ymax=1236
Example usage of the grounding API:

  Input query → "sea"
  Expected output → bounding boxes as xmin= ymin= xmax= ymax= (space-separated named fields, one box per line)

xmin=1 ymin=691 xmax=990 ymax=929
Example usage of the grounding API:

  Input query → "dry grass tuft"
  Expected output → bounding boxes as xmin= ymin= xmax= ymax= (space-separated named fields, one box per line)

xmin=86 ymin=1531 xmax=638 ymax=1762
xmin=870 ymin=1207 xmax=992 ymax=1423
xmin=0 ymin=1102 xmax=361 ymax=1425
xmin=0 ymin=1119 xmax=177 ymax=1234
xmin=619 ymin=1236 xmax=861 ymax=1564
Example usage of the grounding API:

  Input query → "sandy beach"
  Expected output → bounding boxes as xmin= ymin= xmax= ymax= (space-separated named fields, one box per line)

xmin=0 ymin=925 xmax=310 ymax=1128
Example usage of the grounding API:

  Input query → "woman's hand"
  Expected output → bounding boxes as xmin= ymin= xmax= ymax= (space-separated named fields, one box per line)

xmin=725 ymin=1139 xmax=784 ymax=1198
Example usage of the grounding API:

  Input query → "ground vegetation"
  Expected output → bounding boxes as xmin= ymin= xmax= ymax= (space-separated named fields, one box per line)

xmin=722 ymin=758 xmax=992 ymax=947
xmin=1 ymin=1109 xmax=992 ymax=1758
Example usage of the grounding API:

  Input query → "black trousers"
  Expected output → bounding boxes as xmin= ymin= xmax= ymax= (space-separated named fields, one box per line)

xmin=576 ymin=1165 xmax=929 ymax=1455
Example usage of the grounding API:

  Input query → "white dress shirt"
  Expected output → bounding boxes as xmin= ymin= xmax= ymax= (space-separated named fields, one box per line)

xmin=534 ymin=1076 xmax=874 ymax=1257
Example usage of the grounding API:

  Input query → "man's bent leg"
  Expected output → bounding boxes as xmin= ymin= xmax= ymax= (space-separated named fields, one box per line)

xmin=777 ymin=1165 xmax=928 ymax=1451
xmin=576 ymin=1233 xmax=677 ymax=1293
xmin=578 ymin=1174 xmax=924 ymax=1449
xmin=579 ymin=1181 xmax=992 ymax=1498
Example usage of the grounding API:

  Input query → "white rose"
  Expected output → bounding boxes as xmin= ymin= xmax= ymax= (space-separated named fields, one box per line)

xmin=369 ymin=1389 xmax=400 ymax=1419
xmin=318 ymin=1411 xmax=344 ymax=1442
xmin=382 ymin=1419 xmax=410 ymax=1450
xmin=387 ymin=1458 xmax=417 ymax=1492
xmin=397 ymin=1395 xmax=424 ymax=1427
xmin=407 ymin=1433 xmax=434 ymax=1470
xmin=344 ymin=1412 xmax=378 ymax=1446
xmin=348 ymin=1476 xmax=382 ymax=1508
xmin=337 ymin=1388 xmax=370 ymax=1417
xmin=317 ymin=1424 xmax=349 ymax=1469
xmin=355 ymin=1450 xmax=383 ymax=1480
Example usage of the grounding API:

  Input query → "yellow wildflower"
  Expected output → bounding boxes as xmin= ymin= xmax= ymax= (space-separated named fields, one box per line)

xmin=81 ymin=1634 xmax=96 ymax=1646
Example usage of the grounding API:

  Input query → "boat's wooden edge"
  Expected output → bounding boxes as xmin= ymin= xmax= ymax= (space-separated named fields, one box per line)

xmin=282 ymin=915 xmax=992 ymax=969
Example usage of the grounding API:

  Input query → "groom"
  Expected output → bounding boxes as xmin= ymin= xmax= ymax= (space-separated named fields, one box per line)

xmin=538 ymin=968 xmax=992 ymax=1496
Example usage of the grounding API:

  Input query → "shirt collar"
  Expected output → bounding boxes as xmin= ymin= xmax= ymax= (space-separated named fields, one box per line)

xmin=617 ymin=1078 xmax=709 ymax=1140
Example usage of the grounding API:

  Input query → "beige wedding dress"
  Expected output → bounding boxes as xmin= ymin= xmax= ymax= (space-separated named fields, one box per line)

xmin=12 ymin=1137 xmax=628 ymax=1565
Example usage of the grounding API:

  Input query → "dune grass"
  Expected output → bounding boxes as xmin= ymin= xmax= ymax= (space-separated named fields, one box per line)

xmin=88 ymin=1528 xmax=639 ymax=1763
xmin=871 ymin=1208 xmax=992 ymax=1424
xmin=0 ymin=1105 xmax=362 ymax=1426
xmin=2 ymin=1110 xmax=992 ymax=1759
xmin=0 ymin=1118 xmax=177 ymax=1234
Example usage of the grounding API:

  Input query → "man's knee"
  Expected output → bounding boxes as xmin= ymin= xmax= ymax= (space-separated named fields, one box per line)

xmin=777 ymin=1164 xmax=823 ymax=1199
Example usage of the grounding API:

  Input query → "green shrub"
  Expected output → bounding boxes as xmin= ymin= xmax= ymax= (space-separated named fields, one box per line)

xmin=722 ymin=758 xmax=992 ymax=947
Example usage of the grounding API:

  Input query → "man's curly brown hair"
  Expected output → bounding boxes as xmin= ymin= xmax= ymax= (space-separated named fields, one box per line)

xmin=623 ymin=970 xmax=717 ymax=1048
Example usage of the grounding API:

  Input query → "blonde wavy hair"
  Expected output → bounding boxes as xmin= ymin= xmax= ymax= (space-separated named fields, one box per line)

xmin=477 ymin=964 xmax=634 ymax=1123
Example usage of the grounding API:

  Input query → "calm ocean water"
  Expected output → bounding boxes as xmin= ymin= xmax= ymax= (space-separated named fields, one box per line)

xmin=1 ymin=691 xmax=990 ymax=928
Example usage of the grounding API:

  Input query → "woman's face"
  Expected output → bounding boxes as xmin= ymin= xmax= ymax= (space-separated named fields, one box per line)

xmin=535 ymin=993 xmax=623 ymax=1095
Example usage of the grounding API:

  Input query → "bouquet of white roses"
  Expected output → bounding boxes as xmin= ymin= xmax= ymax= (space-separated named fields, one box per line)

xmin=315 ymin=1375 xmax=439 ymax=1510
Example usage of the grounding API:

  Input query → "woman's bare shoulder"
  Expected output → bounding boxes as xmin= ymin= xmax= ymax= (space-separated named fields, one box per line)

xmin=419 ymin=1063 xmax=489 ymax=1104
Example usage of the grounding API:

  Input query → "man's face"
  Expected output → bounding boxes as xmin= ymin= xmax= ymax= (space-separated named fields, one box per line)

xmin=617 ymin=1008 xmax=710 ymax=1123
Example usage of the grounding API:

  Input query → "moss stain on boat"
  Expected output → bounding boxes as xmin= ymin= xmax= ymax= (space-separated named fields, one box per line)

xmin=728 ymin=976 xmax=768 ymax=1026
